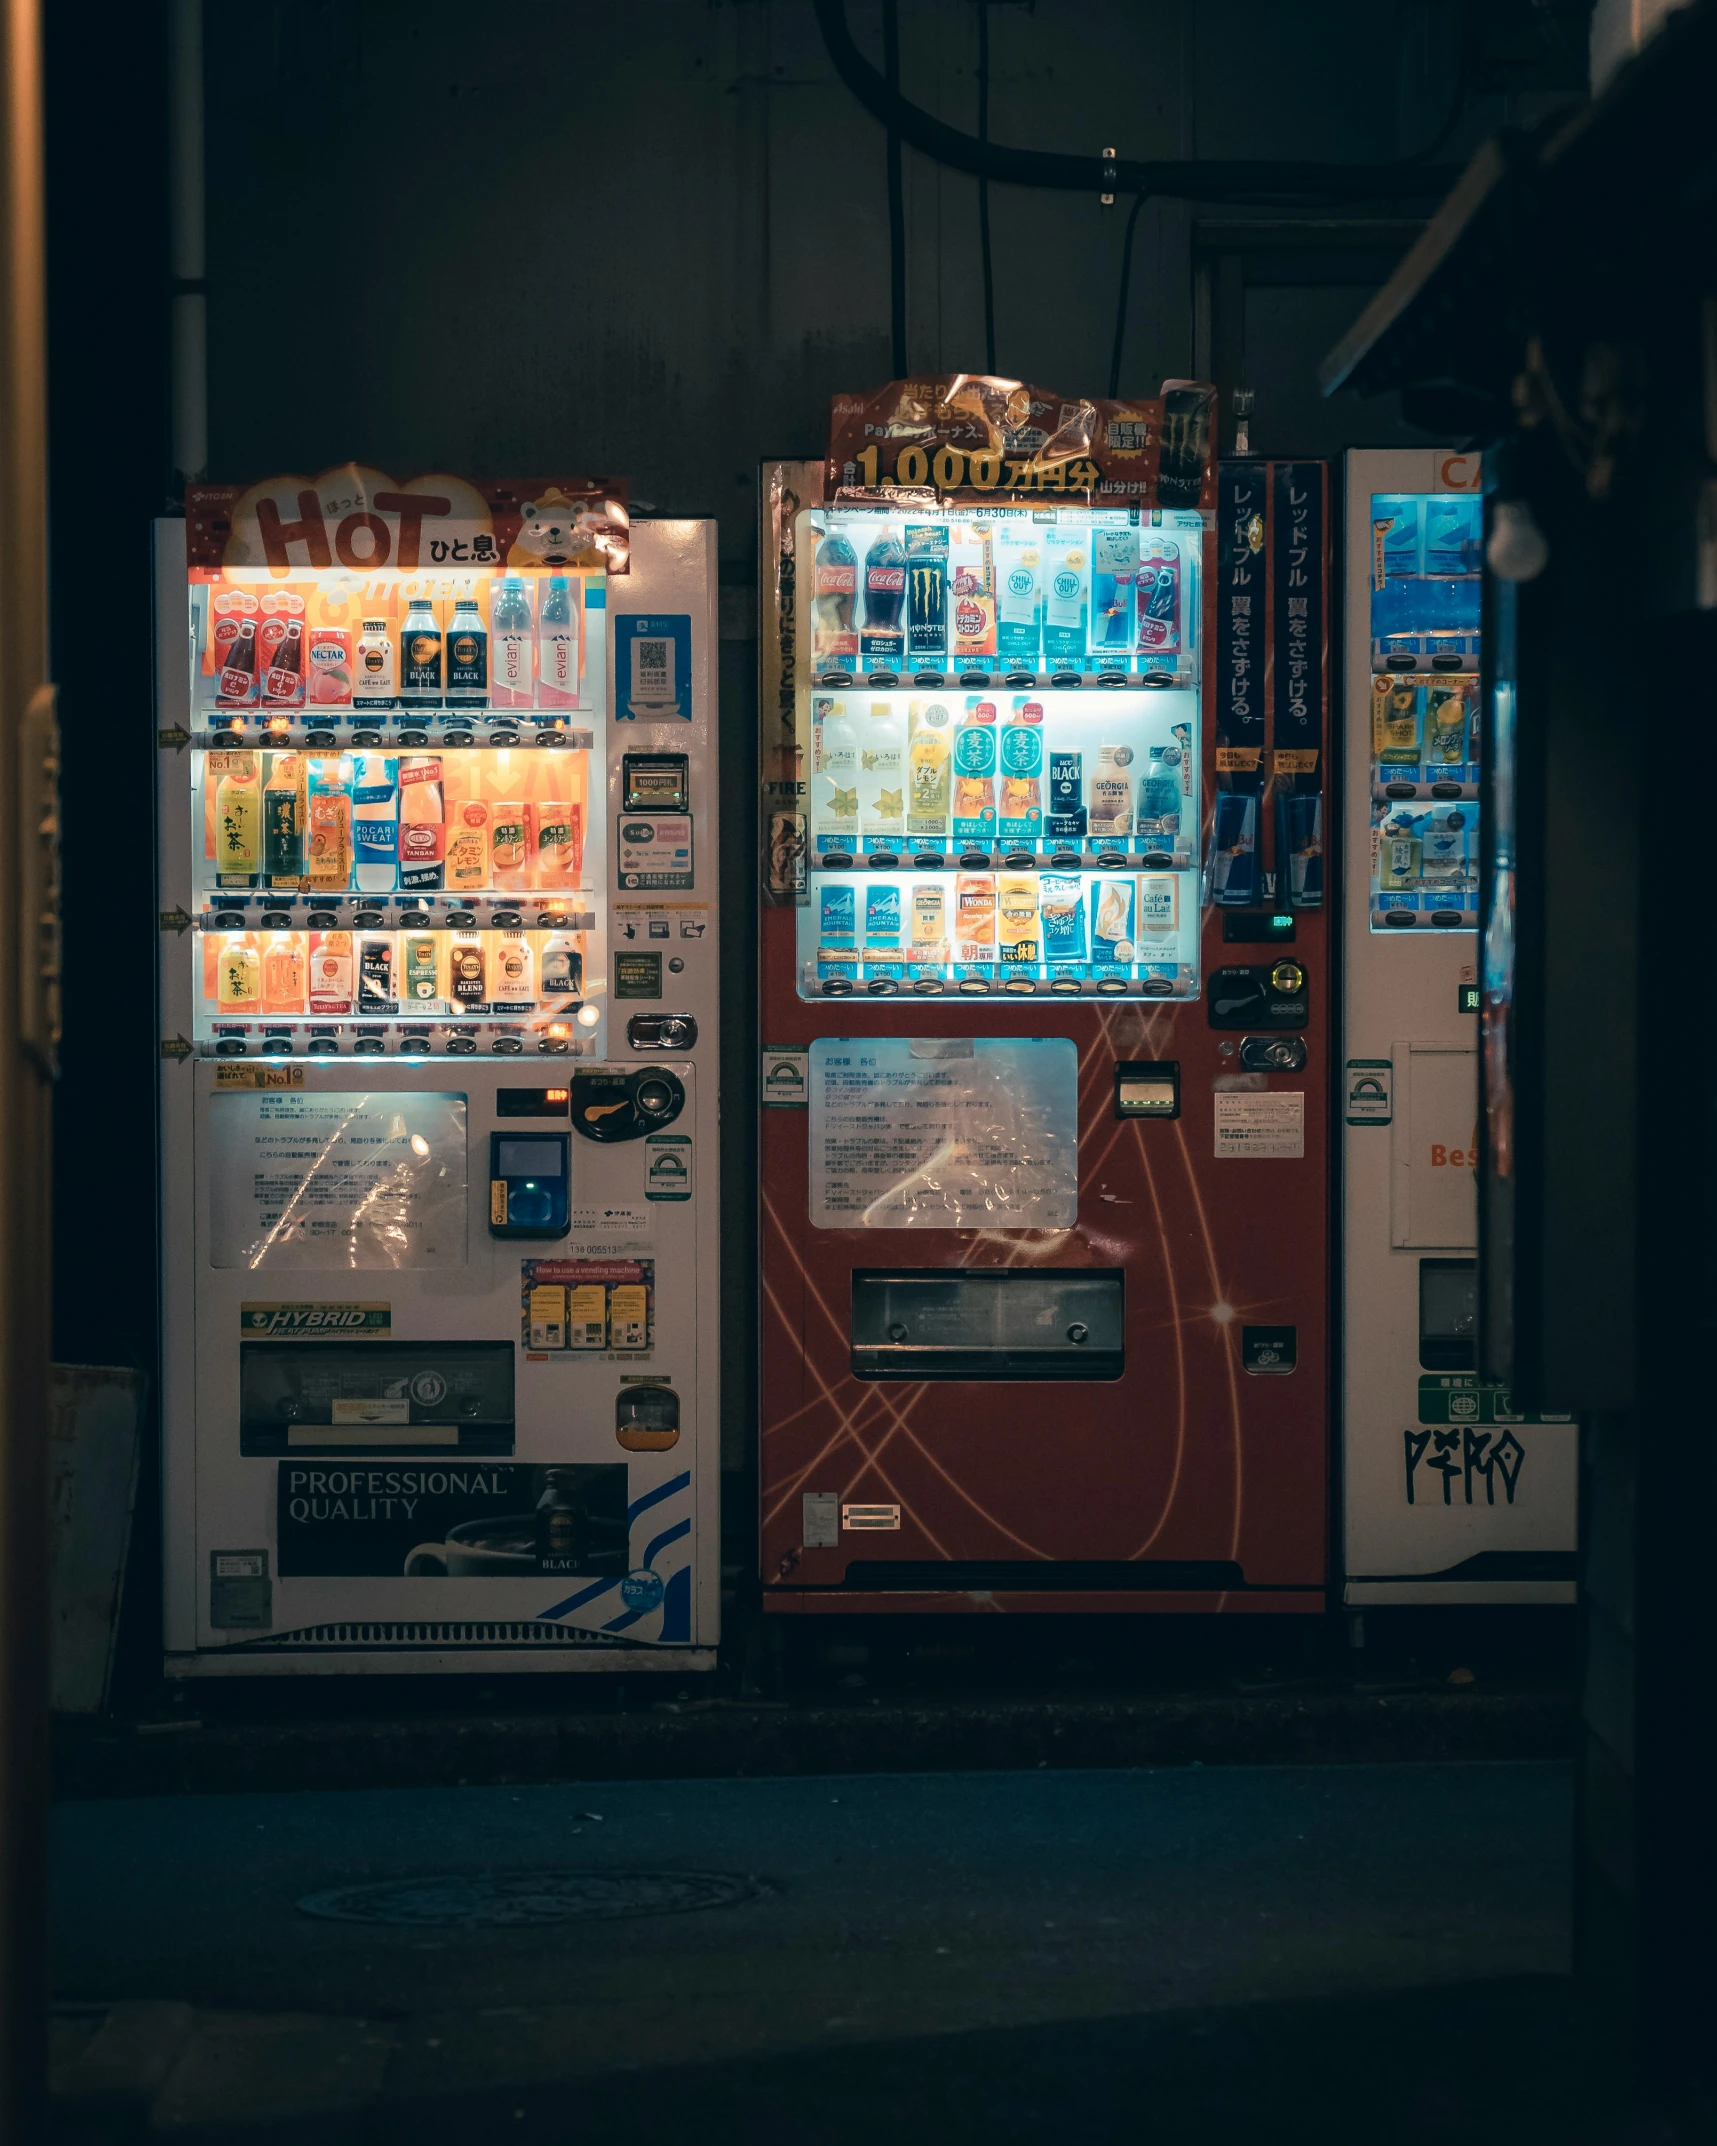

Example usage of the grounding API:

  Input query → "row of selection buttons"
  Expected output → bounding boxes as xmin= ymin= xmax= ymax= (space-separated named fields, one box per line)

xmin=811 ymin=665 xmax=1196 ymax=692
xmin=813 ymin=848 xmax=1193 ymax=873
xmin=206 ymin=1027 xmax=593 ymax=1057
xmin=199 ymin=901 xmax=597 ymax=931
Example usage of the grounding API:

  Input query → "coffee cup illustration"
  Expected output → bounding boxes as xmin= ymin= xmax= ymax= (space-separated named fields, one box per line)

xmin=404 ymin=1516 xmax=538 ymax=1577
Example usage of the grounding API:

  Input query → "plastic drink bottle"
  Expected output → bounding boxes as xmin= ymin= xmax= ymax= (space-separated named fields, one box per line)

xmin=1139 ymin=747 xmax=1180 ymax=835
xmin=813 ymin=530 xmax=859 ymax=665
xmin=352 ymin=755 xmax=399 ymax=891
xmin=214 ymin=754 xmax=260 ymax=887
xmin=998 ymin=712 xmax=1043 ymax=841
xmin=307 ymin=930 xmax=353 ymax=1014
xmin=491 ymin=575 xmax=534 ymax=707
xmin=860 ymin=529 xmax=906 ymax=668
xmin=1092 ymin=527 xmax=1138 ymax=652
xmin=993 ymin=527 xmax=1042 ymax=667
xmin=304 ymin=756 xmax=353 ymax=890
xmin=859 ymin=700 xmax=905 ymax=843
xmin=537 ymin=576 xmax=578 ymax=707
xmin=815 ymin=698 xmax=859 ymax=841
xmin=216 ymin=932 xmax=261 ymax=1011
xmin=261 ymin=931 xmax=305 ymax=1014
xmin=398 ymin=755 xmax=446 ymax=890
xmin=951 ymin=700 xmax=998 ymax=842
xmin=906 ymin=702 xmax=951 ymax=837
xmin=1042 ymin=542 xmax=1090 ymax=663
xmin=264 ymin=753 xmax=304 ymax=885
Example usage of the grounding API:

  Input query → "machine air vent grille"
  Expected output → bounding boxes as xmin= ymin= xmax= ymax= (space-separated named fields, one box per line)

xmin=227 ymin=1621 xmax=629 ymax=1651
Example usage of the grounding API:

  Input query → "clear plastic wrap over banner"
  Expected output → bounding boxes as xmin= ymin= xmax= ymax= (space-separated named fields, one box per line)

xmin=808 ymin=1037 xmax=1078 ymax=1229
xmin=209 ymin=1090 xmax=468 ymax=1270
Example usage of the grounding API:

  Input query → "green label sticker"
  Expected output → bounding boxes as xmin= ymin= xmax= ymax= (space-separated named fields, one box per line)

xmin=1345 ymin=1058 xmax=1393 ymax=1126
xmin=761 ymin=1046 xmax=809 ymax=1108
xmin=644 ymin=1131 xmax=693 ymax=1201
xmin=1416 ymin=1374 xmax=1573 ymax=1427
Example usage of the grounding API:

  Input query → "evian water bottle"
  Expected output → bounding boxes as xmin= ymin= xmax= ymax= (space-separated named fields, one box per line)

xmin=491 ymin=575 xmax=534 ymax=707
xmin=537 ymin=576 xmax=579 ymax=708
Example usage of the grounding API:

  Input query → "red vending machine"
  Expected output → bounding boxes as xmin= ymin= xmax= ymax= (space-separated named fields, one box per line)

xmin=760 ymin=381 xmax=1329 ymax=1617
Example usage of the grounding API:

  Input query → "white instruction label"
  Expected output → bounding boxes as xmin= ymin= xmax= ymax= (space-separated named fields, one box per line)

xmin=809 ymin=1036 xmax=1078 ymax=1229
xmin=209 ymin=1090 xmax=468 ymax=1270
xmin=1214 ymin=1089 xmax=1305 ymax=1159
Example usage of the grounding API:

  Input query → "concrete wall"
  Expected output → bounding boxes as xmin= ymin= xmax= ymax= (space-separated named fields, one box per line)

xmin=202 ymin=0 xmax=1524 ymax=570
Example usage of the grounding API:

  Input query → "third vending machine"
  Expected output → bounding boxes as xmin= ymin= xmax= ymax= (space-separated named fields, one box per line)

xmin=760 ymin=381 xmax=1331 ymax=1617
xmin=1340 ymin=448 xmax=1575 ymax=1606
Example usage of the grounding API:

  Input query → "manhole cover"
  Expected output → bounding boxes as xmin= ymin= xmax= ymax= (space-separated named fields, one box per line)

xmin=296 ymin=1869 xmax=759 ymax=1928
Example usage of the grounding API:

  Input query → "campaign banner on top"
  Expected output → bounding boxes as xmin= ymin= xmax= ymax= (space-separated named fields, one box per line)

xmin=186 ymin=471 xmax=629 ymax=577
xmin=827 ymin=375 xmax=1216 ymax=511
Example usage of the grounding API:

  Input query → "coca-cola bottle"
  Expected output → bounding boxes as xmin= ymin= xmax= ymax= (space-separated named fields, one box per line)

xmin=813 ymin=529 xmax=858 ymax=666
xmin=860 ymin=528 xmax=906 ymax=669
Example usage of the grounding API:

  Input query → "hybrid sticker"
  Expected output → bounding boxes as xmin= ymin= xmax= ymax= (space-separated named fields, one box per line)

xmin=241 ymin=1302 xmax=390 ymax=1339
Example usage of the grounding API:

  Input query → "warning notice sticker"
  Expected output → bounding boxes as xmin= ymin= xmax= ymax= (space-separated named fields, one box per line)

xmin=1213 ymin=1090 xmax=1304 ymax=1159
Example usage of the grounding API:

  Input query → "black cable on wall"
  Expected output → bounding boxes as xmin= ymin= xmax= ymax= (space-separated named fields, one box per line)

xmin=882 ymin=0 xmax=907 ymax=376
xmin=815 ymin=0 xmax=1462 ymax=203
xmin=977 ymin=0 xmax=996 ymax=373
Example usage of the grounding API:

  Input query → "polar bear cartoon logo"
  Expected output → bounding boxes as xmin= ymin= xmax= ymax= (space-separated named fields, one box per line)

xmin=508 ymin=488 xmax=611 ymax=572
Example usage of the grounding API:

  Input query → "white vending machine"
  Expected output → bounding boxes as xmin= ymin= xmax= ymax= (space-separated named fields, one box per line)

xmin=156 ymin=475 xmax=720 ymax=1672
xmin=1341 ymin=449 xmax=1575 ymax=1607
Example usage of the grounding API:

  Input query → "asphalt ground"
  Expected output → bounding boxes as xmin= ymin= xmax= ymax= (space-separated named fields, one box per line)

xmin=48 ymin=1759 xmax=1617 ymax=2141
